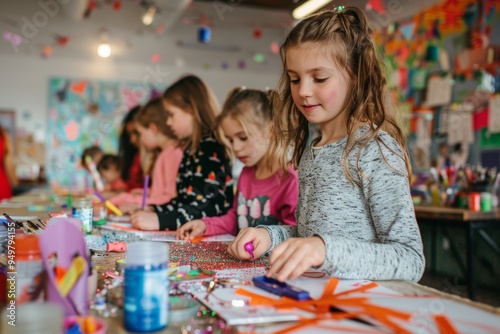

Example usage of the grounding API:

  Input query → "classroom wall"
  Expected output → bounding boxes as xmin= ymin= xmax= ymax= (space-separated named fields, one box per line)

xmin=0 ymin=53 xmax=280 ymax=143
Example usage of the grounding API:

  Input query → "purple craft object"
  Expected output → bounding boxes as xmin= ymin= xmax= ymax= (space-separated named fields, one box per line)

xmin=93 ymin=190 xmax=106 ymax=202
xmin=244 ymin=241 xmax=254 ymax=259
xmin=39 ymin=218 xmax=89 ymax=316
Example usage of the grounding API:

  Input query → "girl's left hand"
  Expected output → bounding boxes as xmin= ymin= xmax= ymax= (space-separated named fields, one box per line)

xmin=119 ymin=204 xmax=141 ymax=215
xmin=266 ymin=236 xmax=326 ymax=281
xmin=131 ymin=211 xmax=159 ymax=230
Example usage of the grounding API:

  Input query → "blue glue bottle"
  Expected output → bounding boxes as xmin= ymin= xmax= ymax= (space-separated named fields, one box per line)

xmin=124 ymin=241 xmax=169 ymax=332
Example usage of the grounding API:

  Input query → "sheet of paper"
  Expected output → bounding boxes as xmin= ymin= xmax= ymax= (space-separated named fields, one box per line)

xmin=488 ymin=94 xmax=500 ymax=133
xmin=446 ymin=112 xmax=474 ymax=145
xmin=425 ymin=74 xmax=452 ymax=107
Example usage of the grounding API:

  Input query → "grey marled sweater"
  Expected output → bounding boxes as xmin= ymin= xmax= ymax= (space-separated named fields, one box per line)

xmin=260 ymin=129 xmax=425 ymax=282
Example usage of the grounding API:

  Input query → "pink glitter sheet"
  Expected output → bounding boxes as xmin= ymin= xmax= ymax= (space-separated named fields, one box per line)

xmin=169 ymin=242 xmax=268 ymax=271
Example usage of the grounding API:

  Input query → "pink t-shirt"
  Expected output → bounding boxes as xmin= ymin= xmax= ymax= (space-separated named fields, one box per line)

xmin=110 ymin=145 xmax=183 ymax=206
xmin=203 ymin=165 xmax=298 ymax=236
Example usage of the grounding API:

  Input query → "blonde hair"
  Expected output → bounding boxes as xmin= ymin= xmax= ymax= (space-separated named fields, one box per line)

xmin=270 ymin=6 xmax=411 ymax=185
xmin=163 ymin=75 xmax=221 ymax=156
xmin=218 ymin=87 xmax=279 ymax=171
xmin=218 ymin=87 xmax=277 ymax=134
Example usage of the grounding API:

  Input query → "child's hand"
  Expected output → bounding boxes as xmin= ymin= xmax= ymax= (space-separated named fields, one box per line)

xmin=177 ymin=220 xmax=206 ymax=240
xmin=130 ymin=188 xmax=143 ymax=195
xmin=131 ymin=211 xmax=159 ymax=230
xmin=119 ymin=204 xmax=140 ymax=215
xmin=266 ymin=237 xmax=326 ymax=281
xmin=227 ymin=228 xmax=271 ymax=260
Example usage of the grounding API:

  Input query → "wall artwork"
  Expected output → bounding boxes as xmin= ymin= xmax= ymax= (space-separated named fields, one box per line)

xmin=46 ymin=77 xmax=165 ymax=190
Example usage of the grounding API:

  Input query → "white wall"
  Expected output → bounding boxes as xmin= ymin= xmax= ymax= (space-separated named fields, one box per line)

xmin=0 ymin=53 xmax=281 ymax=143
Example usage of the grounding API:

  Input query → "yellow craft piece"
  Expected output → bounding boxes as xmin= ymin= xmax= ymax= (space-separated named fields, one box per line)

xmin=58 ymin=256 xmax=87 ymax=297
xmin=105 ymin=200 xmax=123 ymax=216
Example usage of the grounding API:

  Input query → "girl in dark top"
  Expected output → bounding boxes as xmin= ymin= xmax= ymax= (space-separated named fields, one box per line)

xmin=131 ymin=75 xmax=233 ymax=230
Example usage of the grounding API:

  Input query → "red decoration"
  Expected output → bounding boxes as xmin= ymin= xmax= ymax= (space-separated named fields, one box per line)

xmin=57 ymin=35 xmax=70 ymax=47
xmin=112 ymin=0 xmax=121 ymax=11
xmin=151 ymin=53 xmax=160 ymax=63
xmin=252 ymin=27 xmax=262 ymax=39
xmin=473 ymin=107 xmax=488 ymax=131
xmin=366 ymin=0 xmax=384 ymax=14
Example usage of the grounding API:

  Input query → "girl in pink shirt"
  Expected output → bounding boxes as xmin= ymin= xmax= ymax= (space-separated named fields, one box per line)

xmin=111 ymin=98 xmax=183 ymax=209
xmin=177 ymin=88 xmax=298 ymax=239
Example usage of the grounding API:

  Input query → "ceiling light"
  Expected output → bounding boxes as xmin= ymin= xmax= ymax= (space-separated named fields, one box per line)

xmin=142 ymin=6 xmax=156 ymax=26
xmin=97 ymin=42 xmax=111 ymax=58
xmin=292 ymin=0 xmax=333 ymax=20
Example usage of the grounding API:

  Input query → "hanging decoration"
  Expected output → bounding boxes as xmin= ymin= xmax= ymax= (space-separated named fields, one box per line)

xmin=252 ymin=27 xmax=262 ymax=39
xmin=151 ymin=53 xmax=160 ymax=63
xmin=221 ymin=62 xmax=229 ymax=70
xmin=41 ymin=46 xmax=53 ymax=58
xmin=198 ymin=26 xmax=211 ymax=43
xmin=3 ymin=31 xmax=22 ymax=46
xmin=84 ymin=0 xmax=97 ymax=18
xmin=112 ymin=0 xmax=121 ymax=11
xmin=238 ymin=60 xmax=246 ymax=69
xmin=365 ymin=0 xmax=385 ymax=14
xmin=56 ymin=35 xmax=70 ymax=47
xmin=253 ymin=53 xmax=265 ymax=63
xmin=400 ymin=23 xmax=416 ymax=40
xmin=270 ymin=41 xmax=280 ymax=55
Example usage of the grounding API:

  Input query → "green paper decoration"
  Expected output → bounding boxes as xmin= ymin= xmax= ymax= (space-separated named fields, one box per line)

xmin=253 ymin=53 xmax=265 ymax=63
xmin=425 ymin=44 xmax=439 ymax=62
xmin=479 ymin=128 xmax=500 ymax=149
xmin=411 ymin=69 xmax=427 ymax=90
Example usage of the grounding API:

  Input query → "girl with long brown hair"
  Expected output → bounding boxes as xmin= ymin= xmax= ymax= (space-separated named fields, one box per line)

xmin=228 ymin=7 xmax=424 ymax=282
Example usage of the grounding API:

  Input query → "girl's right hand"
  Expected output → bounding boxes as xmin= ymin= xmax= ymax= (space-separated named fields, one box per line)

xmin=176 ymin=220 xmax=206 ymax=240
xmin=227 ymin=228 xmax=271 ymax=260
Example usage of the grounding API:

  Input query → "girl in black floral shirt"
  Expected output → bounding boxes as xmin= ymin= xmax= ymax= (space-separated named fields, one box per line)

xmin=131 ymin=75 xmax=233 ymax=230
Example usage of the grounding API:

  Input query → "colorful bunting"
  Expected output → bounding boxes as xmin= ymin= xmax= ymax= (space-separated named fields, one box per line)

xmin=400 ymin=23 xmax=416 ymax=40
xmin=365 ymin=0 xmax=384 ymax=14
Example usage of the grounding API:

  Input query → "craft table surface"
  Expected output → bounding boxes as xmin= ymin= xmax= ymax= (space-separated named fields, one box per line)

xmin=2 ymin=190 xmax=500 ymax=333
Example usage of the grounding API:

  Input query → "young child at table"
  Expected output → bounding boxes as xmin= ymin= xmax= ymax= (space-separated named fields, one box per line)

xmin=131 ymin=75 xmax=234 ymax=231
xmin=97 ymin=154 xmax=127 ymax=192
xmin=177 ymin=88 xmax=298 ymax=239
xmin=111 ymin=98 xmax=183 ymax=209
xmin=80 ymin=145 xmax=103 ymax=171
xmin=228 ymin=7 xmax=425 ymax=282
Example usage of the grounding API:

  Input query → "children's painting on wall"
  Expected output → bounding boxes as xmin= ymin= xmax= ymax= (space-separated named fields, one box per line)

xmin=46 ymin=77 xmax=165 ymax=190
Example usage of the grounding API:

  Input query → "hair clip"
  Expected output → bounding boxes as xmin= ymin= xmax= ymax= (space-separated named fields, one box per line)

xmin=333 ymin=5 xmax=345 ymax=12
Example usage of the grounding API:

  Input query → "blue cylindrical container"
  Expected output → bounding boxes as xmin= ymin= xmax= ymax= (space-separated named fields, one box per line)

xmin=124 ymin=241 xmax=169 ymax=332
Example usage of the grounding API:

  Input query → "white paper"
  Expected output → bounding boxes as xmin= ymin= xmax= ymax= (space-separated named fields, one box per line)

xmin=488 ymin=94 xmax=500 ymax=133
xmin=439 ymin=49 xmax=451 ymax=71
xmin=446 ymin=112 xmax=474 ymax=145
xmin=425 ymin=74 xmax=453 ymax=107
xmin=414 ymin=116 xmax=432 ymax=169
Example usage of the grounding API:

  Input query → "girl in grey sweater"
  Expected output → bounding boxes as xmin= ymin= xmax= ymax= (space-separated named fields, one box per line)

xmin=227 ymin=6 xmax=425 ymax=282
